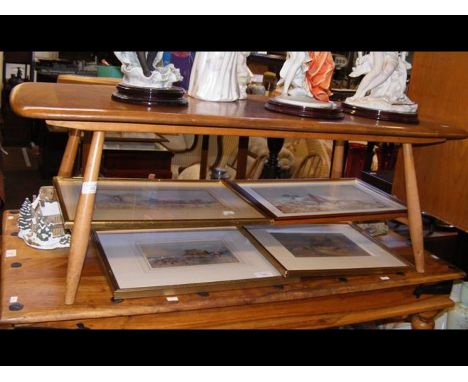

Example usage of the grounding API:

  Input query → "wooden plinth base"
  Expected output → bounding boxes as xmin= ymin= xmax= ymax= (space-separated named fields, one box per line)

xmin=343 ymin=103 xmax=419 ymax=124
xmin=112 ymin=84 xmax=188 ymax=107
xmin=265 ymin=99 xmax=344 ymax=120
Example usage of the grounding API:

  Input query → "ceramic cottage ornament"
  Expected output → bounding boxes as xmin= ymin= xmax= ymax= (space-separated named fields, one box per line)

xmin=112 ymin=51 xmax=187 ymax=106
xmin=343 ymin=52 xmax=418 ymax=123
xmin=17 ymin=187 xmax=71 ymax=250
xmin=188 ymin=52 xmax=246 ymax=102
xmin=265 ymin=51 xmax=343 ymax=119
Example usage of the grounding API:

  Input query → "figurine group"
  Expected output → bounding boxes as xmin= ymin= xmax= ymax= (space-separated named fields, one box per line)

xmin=112 ymin=51 xmax=418 ymax=121
xmin=17 ymin=187 xmax=71 ymax=250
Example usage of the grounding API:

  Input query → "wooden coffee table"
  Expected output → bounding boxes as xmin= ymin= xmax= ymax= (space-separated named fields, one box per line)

xmin=9 ymin=82 xmax=468 ymax=306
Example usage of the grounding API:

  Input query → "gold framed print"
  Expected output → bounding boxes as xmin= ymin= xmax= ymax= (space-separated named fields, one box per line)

xmin=245 ymin=224 xmax=411 ymax=276
xmin=54 ymin=177 xmax=269 ymax=229
xmin=94 ymin=226 xmax=284 ymax=299
xmin=229 ymin=178 xmax=407 ymax=221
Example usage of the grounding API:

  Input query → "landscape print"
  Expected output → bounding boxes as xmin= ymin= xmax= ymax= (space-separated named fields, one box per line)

xmin=94 ymin=188 xmax=223 ymax=210
xmin=271 ymin=232 xmax=370 ymax=258
xmin=138 ymin=240 xmax=239 ymax=269
xmin=251 ymin=184 xmax=390 ymax=215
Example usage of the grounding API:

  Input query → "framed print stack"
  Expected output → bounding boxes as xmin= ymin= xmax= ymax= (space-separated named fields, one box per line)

xmin=54 ymin=177 xmax=269 ymax=229
xmin=94 ymin=227 xmax=285 ymax=299
xmin=245 ymin=224 xmax=410 ymax=276
xmin=229 ymin=178 xmax=407 ymax=221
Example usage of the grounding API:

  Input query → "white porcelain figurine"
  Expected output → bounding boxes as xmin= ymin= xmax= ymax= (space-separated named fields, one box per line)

xmin=345 ymin=51 xmax=418 ymax=114
xmin=274 ymin=51 xmax=337 ymax=109
xmin=237 ymin=51 xmax=253 ymax=100
xmin=188 ymin=52 xmax=244 ymax=102
xmin=114 ymin=51 xmax=183 ymax=88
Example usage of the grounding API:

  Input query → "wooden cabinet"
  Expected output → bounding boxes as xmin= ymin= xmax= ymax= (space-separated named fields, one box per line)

xmin=392 ymin=52 xmax=468 ymax=232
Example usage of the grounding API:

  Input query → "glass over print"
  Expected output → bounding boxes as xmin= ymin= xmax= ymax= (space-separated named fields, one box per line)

xmin=54 ymin=178 xmax=265 ymax=225
xmin=233 ymin=179 xmax=406 ymax=218
xmin=94 ymin=227 xmax=283 ymax=298
xmin=246 ymin=224 xmax=409 ymax=275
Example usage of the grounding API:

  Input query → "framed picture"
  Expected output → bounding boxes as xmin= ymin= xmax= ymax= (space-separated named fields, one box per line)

xmin=94 ymin=227 xmax=284 ymax=298
xmin=54 ymin=178 xmax=269 ymax=229
xmin=229 ymin=178 xmax=406 ymax=220
xmin=245 ymin=224 xmax=410 ymax=276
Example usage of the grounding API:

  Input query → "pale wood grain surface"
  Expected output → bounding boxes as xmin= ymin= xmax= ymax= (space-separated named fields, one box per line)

xmin=10 ymin=83 xmax=467 ymax=143
xmin=1 ymin=210 xmax=463 ymax=327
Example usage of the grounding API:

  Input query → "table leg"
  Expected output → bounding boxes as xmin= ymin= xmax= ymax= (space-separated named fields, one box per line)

xmin=199 ymin=135 xmax=209 ymax=179
xmin=80 ymin=131 xmax=92 ymax=176
xmin=65 ymin=131 xmax=105 ymax=305
xmin=261 ymin=137 xmax=284 ymax=179
xmin=402 ymin=143 xmax=425 ymax=273
xmin=363 ymin=142 xmax=376 ymax=172
xmin=236 ymin=136 xmax=249 ymax=179
xmin=410 ymin=310 xmax=439 ymax=329
xmin=57 ymin=129 xmax=81 ymax=177
xmin=330 ymin=140 xmax=345 ymax=179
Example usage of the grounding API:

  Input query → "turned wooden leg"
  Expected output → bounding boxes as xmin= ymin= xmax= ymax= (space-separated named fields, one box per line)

xmin=65 ymin=131 xmax=105 ymax=305
xmin=236 ymin=136 xmax=249 ymax=180
xmin=58 ymin=129 xmax=81 ymax=177
xmin=402 ymin=143 xmax=425 ymax=273
xmin=80 ymin=131 xmax=92 ymax=176
xmin=330 ymin=140 xmax=345 ymax=179
xmin=261 ymin=137 xmax=285 ymax=179
xmin=199 ymin=135 xmax=210 ymax=179
xmin=411 ymin=310 xmax=439 ymax=329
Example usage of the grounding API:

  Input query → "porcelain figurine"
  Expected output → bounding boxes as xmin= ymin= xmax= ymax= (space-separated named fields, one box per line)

xmin=343 ymin=52 xmax=418 ymax=122
xmin=17 ymin=187 xmax=71 ymax=250
xmin=112 ymin=51 xmax=187 ymax=106
xmin=114 ymin=51 xmax=182 ymax=88
xmin=188 ymin=52 xmax=244 ymax=102
xmin=237 ymin=51 xmax=253 ymax=100
xmin=265 ymin=51 xmax=343 ymax=119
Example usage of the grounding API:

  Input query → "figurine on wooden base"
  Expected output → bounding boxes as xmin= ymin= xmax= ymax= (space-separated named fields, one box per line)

xmin=265 ymin=51 xmax=343 ymax=119
xmin=188 ymin=52 xmax=247 ymax=102
xmin=343 ymin=52 xmax=418 ymax=123
xmin=112 ymin=51 xmax=187 ymax=106
xmin=17 ymin=187 xmax=71 ymax=250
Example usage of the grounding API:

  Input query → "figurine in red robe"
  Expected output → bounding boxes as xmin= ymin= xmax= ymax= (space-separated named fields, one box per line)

xmin=305 ymin=51 xmax=335 ymax=102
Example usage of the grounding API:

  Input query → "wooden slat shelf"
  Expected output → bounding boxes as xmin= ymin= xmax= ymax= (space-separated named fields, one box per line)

xmin=1 ymin=210 xmax=464 ymax=328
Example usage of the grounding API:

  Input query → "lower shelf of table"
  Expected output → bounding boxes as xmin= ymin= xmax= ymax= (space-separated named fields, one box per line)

xmin=7 ymin=290 xmax=454 ymax=329
xmin=1 ymin=210 xmax=464 ymax=329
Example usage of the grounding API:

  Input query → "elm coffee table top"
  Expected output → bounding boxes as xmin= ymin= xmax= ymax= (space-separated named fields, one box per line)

xmin=10 ymin=82 xmax=468 ymax=144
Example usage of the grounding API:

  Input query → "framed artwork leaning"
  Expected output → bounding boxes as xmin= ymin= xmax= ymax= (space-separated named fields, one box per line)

xmin=228 ymin=178 xmax=407 ymax=221
xmin=93 ymin=227 xmax=284 ymax=298
xmin=54 ymin=177 xmax=269 ymax=229
xmin=245 ymin=224 xmax=411 ymax=276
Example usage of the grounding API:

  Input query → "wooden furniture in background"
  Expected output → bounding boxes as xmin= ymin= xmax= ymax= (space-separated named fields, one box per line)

xmin=1 ymin=211 xmax=463 ymax=329
xmin=56 ymin=75 xmax=175 ymax=179
xmin=9 ymin=82 xmax=467 ymax=304
xmin=393 ymin=52 xmax=468 ymax=232
xmin=1 ymin=52 xmax=35 ymax=146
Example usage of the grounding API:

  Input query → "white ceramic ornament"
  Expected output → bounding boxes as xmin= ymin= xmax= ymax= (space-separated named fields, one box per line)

xmin=114 ymin=51 xmax=183 ymax=89
xmin=188 ymin=52 xmax=244 ymax=102
xmin=345 ymin=51 xmax=418 ymax=114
